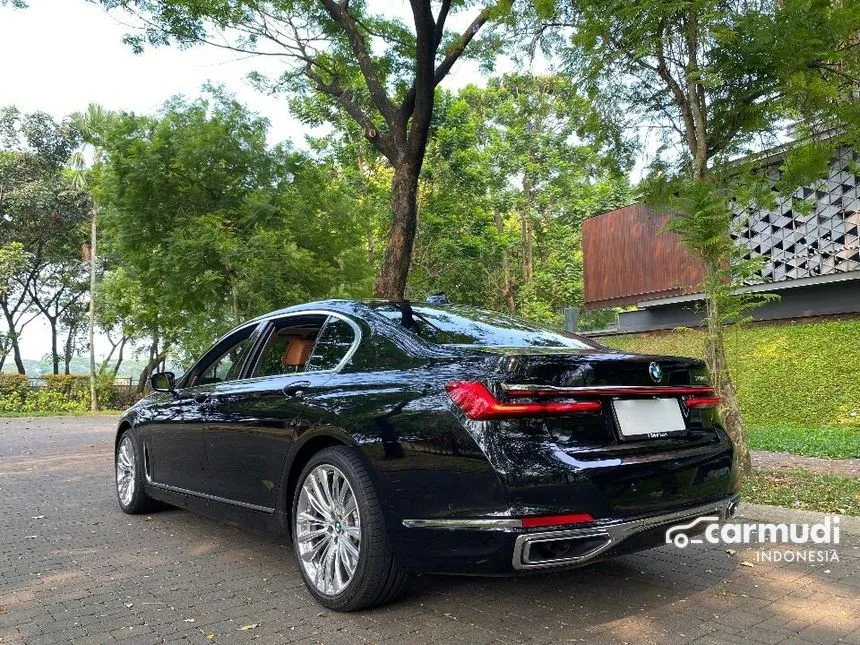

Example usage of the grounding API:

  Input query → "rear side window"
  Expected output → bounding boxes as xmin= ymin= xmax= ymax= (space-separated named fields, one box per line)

xmin=306 ymin=318 xmax=356 ymax=371
xmin=371 ymin=303 xmax=596 ymax=349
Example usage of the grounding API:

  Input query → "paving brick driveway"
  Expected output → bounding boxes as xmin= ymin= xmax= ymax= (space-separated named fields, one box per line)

xmin=1 ymin=417 xmax=858 ymax=645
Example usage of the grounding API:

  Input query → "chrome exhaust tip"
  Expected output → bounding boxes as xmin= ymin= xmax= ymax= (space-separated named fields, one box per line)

xmin=726 ymin=499 xmax=738 ymax=518
xmin=513 ymin=530 xmax=613 ymax=569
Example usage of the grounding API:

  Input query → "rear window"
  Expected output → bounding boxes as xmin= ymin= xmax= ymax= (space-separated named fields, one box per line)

xmin=371 ymin=303 xmax=596 ymax=349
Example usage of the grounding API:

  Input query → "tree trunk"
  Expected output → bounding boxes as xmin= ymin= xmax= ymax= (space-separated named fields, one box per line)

xmin=373 ymin=161 xmax=420 ymax=299
xmin=137 ymin=339 xmax=161 ymax=393
xmin=89 ymin=209 xmax=97 ymax=412
xmin=704 ymin=285 xmax=752 ymax=477
xmin=493 ymin=207 xmax=516 ymax=312
xmin=48 ymin=316 xmax=59 ymax=375
xmin=1 ymin=305 xmax=25 ymax=374
xmin=63 ymin=321 xmax=77 ymax=375
xmin=520 ymin=214 xmax=534 ymax=283
xmin=112 ymin=336 xmax=127 ymax=378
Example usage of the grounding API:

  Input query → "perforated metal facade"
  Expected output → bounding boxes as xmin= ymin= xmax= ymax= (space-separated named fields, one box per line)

xmin=733 ymin=145 xmax=860 ymax=283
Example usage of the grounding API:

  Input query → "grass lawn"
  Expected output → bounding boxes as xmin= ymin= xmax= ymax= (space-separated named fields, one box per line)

xmin=748 ymin=425 xmax=860 ymax=459
xmin=743 ymin=468 xmax=860 ymax=515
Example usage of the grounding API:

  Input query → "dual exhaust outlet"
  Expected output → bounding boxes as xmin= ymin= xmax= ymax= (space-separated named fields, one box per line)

xmin=512 ymin=495 xmax=739 ymax=570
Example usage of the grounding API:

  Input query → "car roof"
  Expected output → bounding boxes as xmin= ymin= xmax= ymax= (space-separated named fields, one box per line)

xmin=244 ymin=299 xmax=382 ymax=325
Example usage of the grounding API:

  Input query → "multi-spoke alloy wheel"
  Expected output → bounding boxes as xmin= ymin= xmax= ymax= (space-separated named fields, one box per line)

xmin=296 ymin=464 xmax=361 ymax=596
xmin=116 ymin=435 xmax=137 ymax=507
xmin=114 ymin=428 xmax=157 ymax=514
xmin=292 ymin=446 xmax=410 ymax=611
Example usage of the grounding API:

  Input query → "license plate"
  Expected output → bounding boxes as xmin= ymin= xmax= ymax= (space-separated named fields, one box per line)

xmin=612 ymin=398 xmax=686 ymax=438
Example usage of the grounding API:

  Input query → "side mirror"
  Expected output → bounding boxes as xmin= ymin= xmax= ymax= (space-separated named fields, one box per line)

xmin=150 ymin=371 xmax=176 ymax=393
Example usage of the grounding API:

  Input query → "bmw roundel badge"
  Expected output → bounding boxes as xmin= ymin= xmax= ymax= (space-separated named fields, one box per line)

xmin=649 ymin=361 xmax=663 ymax=383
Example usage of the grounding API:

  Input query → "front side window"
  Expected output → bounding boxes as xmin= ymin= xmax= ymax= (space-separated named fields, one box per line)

xmin=195 ymin=331 xmax=257 ymax=386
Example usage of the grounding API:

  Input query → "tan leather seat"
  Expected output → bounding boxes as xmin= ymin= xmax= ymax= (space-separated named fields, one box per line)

xmin=281 ymin=338 xmax=314 ymax=369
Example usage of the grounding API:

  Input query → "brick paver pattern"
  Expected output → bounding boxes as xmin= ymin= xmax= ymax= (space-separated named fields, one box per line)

xmin=1 ymin=417 xmax=858 ymax=644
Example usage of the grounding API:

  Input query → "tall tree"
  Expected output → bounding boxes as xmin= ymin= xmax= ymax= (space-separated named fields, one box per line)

xmin=0 ymin=107 xmax=89 ymax=374
xmin=410 ymin=76 xmax=630 ymax=319
xmin=545 ymin=0 xmax=859 ymax=475
xmin=27 ymin=257 xmax=89 ymax=374
xmin=95 ymin=90 xmax=371 ymax=375
xmin=71 ymin=104 xmax=113 ymax=408
xmin=98 ymin=0 xmax=514 ymax=299
xmin=0 ymin=242 xmax=28 ymax=372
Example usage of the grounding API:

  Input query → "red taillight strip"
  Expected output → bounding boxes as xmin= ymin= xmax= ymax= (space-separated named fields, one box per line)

xmin=445 ymin=381 xmax=602 ymax=420
xmin=521 ymin=513 xmax=594 ymax=528
xmin=683 ymin=395 xmax=721 ymax=409
xmin=503 ymin=384 xmax=717 ymax=398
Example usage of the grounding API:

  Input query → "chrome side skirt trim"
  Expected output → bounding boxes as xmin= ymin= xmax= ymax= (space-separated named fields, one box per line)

xmin=147 ymin=480 xmax=276 ymax=514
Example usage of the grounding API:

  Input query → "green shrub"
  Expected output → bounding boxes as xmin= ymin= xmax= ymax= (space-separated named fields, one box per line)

xmin=0 ymin=389 xmax=87 ymax=415
xmin=0 ymin=373 xmax=29 ymax=396
xmin=0 ymin=373 xmax=140 ymax=415
xmin=603 ymin=318 xmax=860 ymax=439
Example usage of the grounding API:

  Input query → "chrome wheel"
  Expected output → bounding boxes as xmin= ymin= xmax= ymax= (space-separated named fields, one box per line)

xmin=296 ymin=464 xmax=361 ymax=596
xmin=116 ymin=435 xmax=136 ymax=507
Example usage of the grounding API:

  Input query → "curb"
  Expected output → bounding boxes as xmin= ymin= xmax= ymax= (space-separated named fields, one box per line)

xmin=737 ymin=501 xmax=860 ymax=535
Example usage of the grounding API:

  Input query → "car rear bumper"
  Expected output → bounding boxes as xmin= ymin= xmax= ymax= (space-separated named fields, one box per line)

xmin=396 ymin=494 xmax=739 ymax=574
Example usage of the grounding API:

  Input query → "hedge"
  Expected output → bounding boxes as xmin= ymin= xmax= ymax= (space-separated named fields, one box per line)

xmin=602 ymin=318 xmax=860 ymax=432
xmin=0 ymin=374 xmax=139 ymax=415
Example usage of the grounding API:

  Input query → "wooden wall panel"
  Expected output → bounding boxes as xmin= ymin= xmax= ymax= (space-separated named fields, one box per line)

xmin=583 ymin=204 xmax=705 ymax=309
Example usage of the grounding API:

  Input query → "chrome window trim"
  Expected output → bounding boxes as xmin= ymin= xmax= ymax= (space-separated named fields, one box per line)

xmin=183 ymin=320 xmax=265 ymax=388
xmin=242 ymin=310 xmax=363 ymax=383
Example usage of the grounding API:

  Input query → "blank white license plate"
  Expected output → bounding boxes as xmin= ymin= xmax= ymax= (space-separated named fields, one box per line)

xmin=612 ymin=398 xmax=686 ymax=438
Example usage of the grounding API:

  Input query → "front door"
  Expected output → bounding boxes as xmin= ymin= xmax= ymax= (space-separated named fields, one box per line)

xmin=145 ymin=388 xmax=210 ymax=491
xmin=205 ymin=313 xmax=360 ymax=508
xmin=147 ymin=324 xmax=260 ymax=494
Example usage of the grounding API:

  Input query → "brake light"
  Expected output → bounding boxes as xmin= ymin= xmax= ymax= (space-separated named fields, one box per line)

xmin=683 ymin=390 xmax=720 ymax=409
xmin=521 ymin=513 xmax=594 ymax=528
xmin=445 ymin=381 xmax=602 ymax=420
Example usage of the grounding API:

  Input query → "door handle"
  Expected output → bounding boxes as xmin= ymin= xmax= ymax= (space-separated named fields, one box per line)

xmin=194 ymin=393 xmax=210 ymax=404
xmin=282 ymin=381 xmax=311 ymax=397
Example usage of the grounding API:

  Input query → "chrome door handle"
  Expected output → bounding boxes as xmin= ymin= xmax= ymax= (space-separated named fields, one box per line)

xmin=282 ymin=381 xmax=311 ymax=397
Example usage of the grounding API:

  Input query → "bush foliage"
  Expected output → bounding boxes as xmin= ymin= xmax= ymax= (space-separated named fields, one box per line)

xmin=0 ymin=374 xmax=137 ymax=415
xmin=603 ymin=318 xmax=860 ymax=458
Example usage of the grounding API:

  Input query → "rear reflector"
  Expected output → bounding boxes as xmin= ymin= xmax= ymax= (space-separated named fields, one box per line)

xmin=445 ymin=381 xmax=602 ymax=420
xmin=521 ymin=513 xmax=594 ymax=528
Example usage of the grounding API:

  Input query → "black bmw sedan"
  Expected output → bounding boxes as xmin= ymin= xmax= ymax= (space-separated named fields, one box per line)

xmin=114 ymin=299 xmax=739 ymax=611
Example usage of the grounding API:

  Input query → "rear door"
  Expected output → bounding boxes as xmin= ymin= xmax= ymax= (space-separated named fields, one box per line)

xmin=204 ymin=313 xmax=361 ymax=509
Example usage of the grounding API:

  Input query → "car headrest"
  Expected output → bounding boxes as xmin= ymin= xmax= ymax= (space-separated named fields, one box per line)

xmin=281 ymin=337 xmax=314 ymax=368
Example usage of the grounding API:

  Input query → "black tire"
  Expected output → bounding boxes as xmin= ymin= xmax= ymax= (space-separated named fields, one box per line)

xmin=115 ymin=428 xmax=158 ymax=514
xmin=292 ymin=446 xmax=411 ymax=611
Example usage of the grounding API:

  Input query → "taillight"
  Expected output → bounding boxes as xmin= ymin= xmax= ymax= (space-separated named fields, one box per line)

xmin=683 ymin=390 xmax=720 ymax=409
xmin=445 ymin=381 xmax=602 ymax=420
